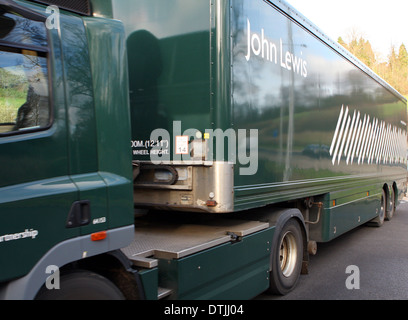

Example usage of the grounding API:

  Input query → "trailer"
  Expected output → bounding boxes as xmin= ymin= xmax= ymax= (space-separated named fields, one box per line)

xmin=0 ymin=0 xmax=406 ymax=300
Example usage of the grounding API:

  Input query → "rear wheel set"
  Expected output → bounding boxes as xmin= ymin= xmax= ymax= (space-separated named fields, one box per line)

xmin=269 ymin=219 xmax=304 ymax=295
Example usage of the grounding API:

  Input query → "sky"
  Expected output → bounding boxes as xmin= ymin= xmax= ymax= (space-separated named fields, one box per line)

xmin=285 ymin=0 xmax=408 ymax=61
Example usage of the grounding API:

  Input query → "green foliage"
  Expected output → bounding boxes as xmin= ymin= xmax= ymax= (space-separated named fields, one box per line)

xmin=0 ymin=97 xmax=24 ymax=123
xmin=0 ymin=67 xmax=28 ymax=123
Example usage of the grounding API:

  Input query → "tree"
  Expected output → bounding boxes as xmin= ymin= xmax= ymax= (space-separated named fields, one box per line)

xmin=337 ymin=36 xmax=347 ymax=48
xmin=358 ymin=38 xmax=375 ymax=68
xmin=397 ymin=44 xmax=408 ymax=93
xmin=338 ymin=32 xmax=375 ymax=68
xmin=338 ymin=34 xmax=408 ymax=95
xmin=399 ymin=44 xmax=408 ymax=69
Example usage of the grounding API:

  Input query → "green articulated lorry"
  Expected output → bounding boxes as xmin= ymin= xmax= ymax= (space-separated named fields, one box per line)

xmin=0 ymin=0 xmax=406 ymax=300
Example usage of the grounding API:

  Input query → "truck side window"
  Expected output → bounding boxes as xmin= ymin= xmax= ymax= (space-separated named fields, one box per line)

xmin=0 ymin=11 xmax=50 ymax=135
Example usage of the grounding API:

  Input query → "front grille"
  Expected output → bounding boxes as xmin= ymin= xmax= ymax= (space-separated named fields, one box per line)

xmin=29 ymin=0 xmax=92 ymax=16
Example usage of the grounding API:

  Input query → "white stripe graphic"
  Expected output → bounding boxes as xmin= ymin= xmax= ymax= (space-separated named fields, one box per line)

xmin=385 ymin=124 xmax=391 ymax=164
xmin=346 ymin=111 xmax=360 ymax=165
xmin=329 ymin=106 xmax=407 ymax=166
xmin=344 ymin=111 xmax=356 ymax=156
xmin=331 ymin=106 xmax=349 ymax=165
xmin=369 ymin=119 xmax=379 ymax=164
xmin=377 ymin=122 xmax=386 ymax=164
xmin=355 ymin=115 xmax=367 ymax=164
xmin=358 ymin=115 xmax=370 ymax=165
xmin=338 ymin=111 xmax=351 ymax=164
xmin=367 ymin=118 xmax=377 ymax=164
xmin=330 ymin=105 xmax=344 ymax=156
xmin=350 ymin=114 xmax=363 ymax=164
xmin=374 ymin=121 xmax=384 ymax=164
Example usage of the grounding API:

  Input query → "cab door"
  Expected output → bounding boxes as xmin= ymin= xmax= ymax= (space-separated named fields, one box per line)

xmin=58 ymin=11 xmax=110 ymax=239
xmin=0 ymin=5 xmax=78 ymax=282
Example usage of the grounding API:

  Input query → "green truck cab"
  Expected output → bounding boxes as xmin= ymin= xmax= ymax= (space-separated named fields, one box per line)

xmin=0 ymin=0 xmax=134 ymax=298
xmin=0 ymin=0 xmax=406 ymax=300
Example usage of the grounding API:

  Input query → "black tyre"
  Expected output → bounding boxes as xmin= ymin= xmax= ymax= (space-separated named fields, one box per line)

xmin=369 ymin=189 xmax=386 ymax=227
xmin=269 ymin=219 xmax=303 ymax=295
xmin=36 ymin=270 xmax=125 ymax=300
xmin=386 ymin=187 xmax=396 ymax=221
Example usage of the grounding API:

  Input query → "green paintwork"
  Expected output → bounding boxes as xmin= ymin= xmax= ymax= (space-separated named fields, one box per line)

xmin=90 ymin=0 xmax=113 ymax=18
xmin=156 ymin=228 xmax=274 ymax=300
xmin=59 ymin=11 xmax=111 ymax=237
xmin=326 ymin=195 xmax=380 ymax=241
xmin=112 ymin=0 xmax=213 ymax=161
xmin=138 ymin=268 xmax=159 ymax=300
xmin=112 ymin=0 xmax=407 ymax=211
xmin=0 ymin=0 xmax=406 ymax=300
xmin=230 ymin=0 xmax=407 ymax=212
xmin=309 ymin=188 xmax=381 ymax=242
xmin=0 ymin=1 xmax=133 ymax=283
xmin=83 ymin=17 xmax=134 ymax=230
xmin=0 ymin=4 xmax=77 ymax=282
xmin=0 ymin=178 xmax=78 ymax=282
xmin=109 ymin=0 xmax=406 ymax=298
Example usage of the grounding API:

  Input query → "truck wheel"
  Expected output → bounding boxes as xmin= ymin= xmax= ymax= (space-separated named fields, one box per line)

xmin=36 ymin=270 xmax=125 ymax=300
xmin=269 ymin=219 xmax=303 ymax=295
xmin=369 ymin=189 xmax=386 ymax=227
xmin=386 ymin=187 xmax=396 ymax=221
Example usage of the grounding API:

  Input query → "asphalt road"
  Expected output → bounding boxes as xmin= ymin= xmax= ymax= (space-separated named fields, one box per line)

xmin=257 ymin=198 xmax=408 ymax=300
